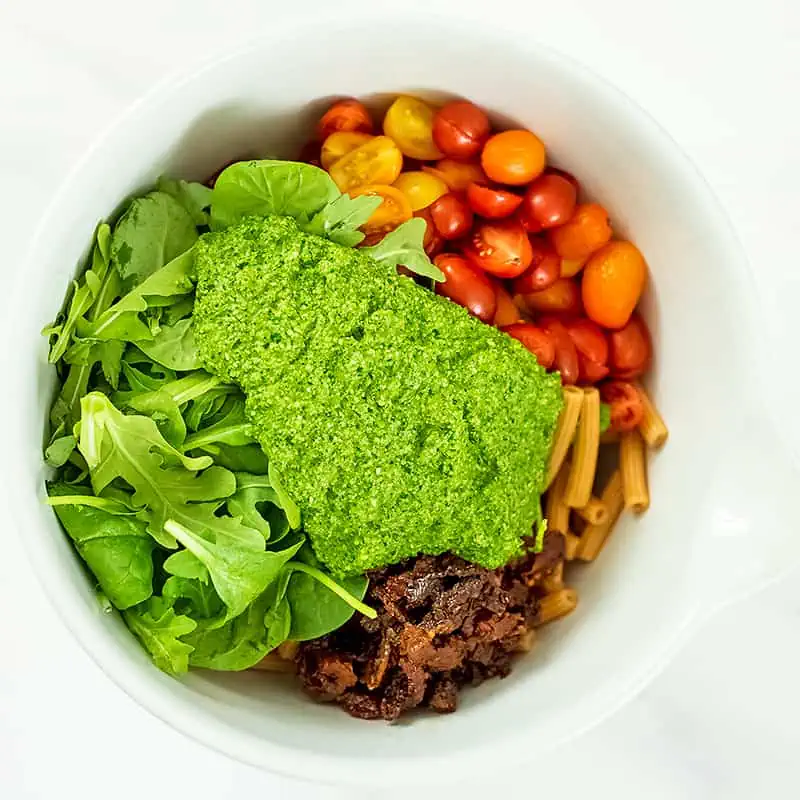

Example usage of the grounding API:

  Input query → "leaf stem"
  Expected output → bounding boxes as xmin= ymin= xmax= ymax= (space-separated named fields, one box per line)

xmin=289 ymin=562 xmax=376 ymax=619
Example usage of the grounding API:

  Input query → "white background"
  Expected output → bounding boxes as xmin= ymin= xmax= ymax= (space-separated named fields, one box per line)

xmin=2 ymin=1 xmax=799 ymax=797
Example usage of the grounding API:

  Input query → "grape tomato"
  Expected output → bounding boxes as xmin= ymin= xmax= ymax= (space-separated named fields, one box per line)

xmin=548 ymin=202 xmax=612 ymax=260
xmin=582 ymin=240 xmax=647 ymax=329
xmin=430 ymin=193 xmax=473 ymax=240
xmin=328 ymin=136 xmax=403 ymax=192
xmin=434 ymin=254 xmax=497 ymax=323
xmin=466 ymin=183 xmax=523 ymax=219
xmin=519 ymin=174 xmax=577 ymax=232
xmin=413 ymin=207 xmax=444 ymax=256
xmin=393 ymin=171 xmax=448 ymax=211
xmin=502 ymin=323 xmax=555 ymax=369
xmin=383 ymin=96 xmax=443 ymax=161
xmin=516 ymin=277 xmax=582 ymax=316
xmin=318 ymin=99 xmax=373 ymax=141
xmin=432 ymin=101 xmax=491 ymax=160
xmin=538 ymin=317 xmax=580 ymax=385
xmin=463 ymin=218 xmax=533 ymax=278
xmin=512 ymin=239 xmax=561 ymax=294
xmin=608 ymin=313 xmax=652 ymax=379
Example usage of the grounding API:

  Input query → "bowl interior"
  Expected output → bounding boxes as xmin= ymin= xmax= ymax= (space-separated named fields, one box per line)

xmin=9 ymin=17 xmax=751 ymax=781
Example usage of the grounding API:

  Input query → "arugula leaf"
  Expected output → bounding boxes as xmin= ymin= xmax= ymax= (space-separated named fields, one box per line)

xmin=182 ymin=395 xmax=253 ymax=451
xmin=197 ymin=443 xmax=269 ymax=474
xmin=163 ymin=549 xmax=209 ymax=581
xmin=303 ymin=192 xmax=382 ymax=247
xmin=135 ymin=318 xmax=200 ymax=371
xmin=123 ymin=596 xmax=196 ymax=675
xmin=361 ymin=218 xmax=444 ymax=281
xmin=162 ymin=575 xmax=223 ymax=619
xmin=226 ymin=473 xmax=283 ymax=541
xmin=156 ymin=177 xmax=213 ymax=227
xmin=599 ymin=401 xmax=611 ymax=434
xmin=267 ymin=462 xmax=301 ymax=530
xmin=45 ymin=435 xmax=77 ymax=468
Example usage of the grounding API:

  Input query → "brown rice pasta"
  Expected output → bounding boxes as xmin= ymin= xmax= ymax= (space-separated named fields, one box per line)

xmin=536 ymin=588 xmax=578 ymax=625
xmin=636 ymin=383 xmax=669 ymax=448
xmin=574 ymin=496 xmax=608 ymax=526
xmin=576 ymin=470 xmax=625 ymax=561
xmin=565 ymin=388 xmax=601 ymax=508
xmin=620 ymin=430 xmax=650 ymax=512
xmin=546 ymin=386 xmax=584 ymax=487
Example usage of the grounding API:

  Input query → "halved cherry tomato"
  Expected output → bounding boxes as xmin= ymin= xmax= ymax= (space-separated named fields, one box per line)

xmin=434 ymin=254 xmax=497 ymax=323
xmin=432 ymin=101 xmax=491 ymax=160
xmin=519 ymin=174 xmax=577 ymax=232
xmin=463 ymin=218 xmax=533 ymax=278
xmin=548 ymin=203 xmax=612 ymax=260
xmin=492 ymin=281 xmax=522 ymax=327
xmin=502 ymin=323 xmax=555 ymax=369
xmin=481 ymin=130 xmax=546 ymax=186
xmin=349 ymin=185 xmax=412 ymax=235
xmin=563 ymin=318 xmax=609 ymax=384
xmin=600 ymin=381 xmax=645 ymax=432
xmin=393 ymin=170 xmax=448 ymax=211
xmin=516 ymin=277 xmax=582 ymax=316
xmin=383 ymin=96 xmax=443 ymax=161
xmin=413 ymin=207 xmax=444 ymax=257
xmin=318 ymin=99 xmax=373 ymax=141
xmin=429 ymin=192 xmax=473 ymax=240
xmin=578 ymin=354 xmax=610 ymax=384
xmin=466 ymin=183 xmax=523 ymax=219
xmin=582 ymin=241 xmax=647 ymax=329
xmin=538 ymin=317 xmax=580 ymax=384
xmin=328 ymin=136 xmax=403 ymax=192
xmin=560 ymin=255 xmax=588 ymax=278
xmin=512 ymin=239 xmax=561 ymax=294
xmin=422 ymin=159 xmax=487 ymax=192
xmin=321 ymin=131 xmax=373 ymax=170
xmin=609 ymin=313 xmax=652 ymax=379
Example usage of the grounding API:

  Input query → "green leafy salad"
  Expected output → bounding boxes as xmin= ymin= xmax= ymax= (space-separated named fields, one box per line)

xmin=43 ymin=159 xmax=563 ymax=676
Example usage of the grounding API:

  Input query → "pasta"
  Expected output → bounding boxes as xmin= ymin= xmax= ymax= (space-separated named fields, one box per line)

xmin=620 ymin=430 xmax=650 ymax=512
xmin=576 ymin=470 xmax=625 ymax=561
xmin=565 ymin=388 xmax=601 ymax=508
xmin=542 ymin=562 xmax=564 ymax=593
xmin=251 ymin=654 xmax=295 ymax=672
xmin=536 ymin=588 xmax=578 ymax=625
xmin=636 ymin=384 xmax=669 ymax=448
xmin=574 ymin=496 xmax=608 ymax=526
xmin=545 ymin=458 xmax=572 ymax=533
xmin=563 ymin=532 xmax=581 ymax=561
xmin=545 ymin=386 xmax=584 ymax=487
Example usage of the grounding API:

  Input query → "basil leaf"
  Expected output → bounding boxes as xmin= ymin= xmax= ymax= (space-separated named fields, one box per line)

xmin=361 ymin=218 xmax=444 ymax=281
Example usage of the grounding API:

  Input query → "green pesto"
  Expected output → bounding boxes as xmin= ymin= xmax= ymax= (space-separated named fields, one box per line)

xmin=193 ymin=216 xmax=563 ymax=576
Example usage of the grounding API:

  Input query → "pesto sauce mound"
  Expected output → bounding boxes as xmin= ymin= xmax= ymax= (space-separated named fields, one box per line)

xmin=193 ymin=216 xmax=563 ymax=577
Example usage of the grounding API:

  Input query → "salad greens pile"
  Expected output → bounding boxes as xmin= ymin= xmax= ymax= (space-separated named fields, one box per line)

xmin=44 ymin=160 xmax=439 ymax=675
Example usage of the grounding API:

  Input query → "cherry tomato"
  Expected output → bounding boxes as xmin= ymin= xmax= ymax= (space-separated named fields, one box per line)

xmin=429 ymin=192 xmax=473 ymax=241
xmin=538 ymin=317 xmax=579 ymax=384
xmin=492 ymin=281 xmax=522 ymax=327
xmin=600 ymin=381 xmax=645 ymax=432
xmin=349 ymin=185 xmax=412 ymax=235
xmin=434 ymin=254 xmax=497 ymax=323
xmin=318 ymin=99 xmax=373 ymax=141
xmin=383 ymin=96 xmax=443 ymax=161
xmin=466 ymin=183 xmax=523 ymax=219
xmin=422 ymin=159 xmax=487 ymax=192
xmin=560 ymin=255 xmax=588 ymax=278
xmin=328 ymin=136 xmax=403 ymax=192
xmin=413 ymin=207 xmax=444 ymax=256
xmin=512 ymin=239 xmax=561 ymax=294
xmin=519 ymin=174 xmax=577 ymax=232
xmin=548 ymin=203 xmax=612 ymax=260
xmin=481 ymin=130 xmax=546 ymax=186
xmin=563 ymin=318 xmax=609 ymax=384
xmin=393 ymin=170 xmax=448 ymax=211
xmin=582 ymin=240 xmax=648 ymax=329
xmin=502 ymin=323 xmax=555 ymax=369
xmin=578 ymin=354 xmax=610 ymax=384
xmin=432 ymin=101 xmax=491 ymax=160
xmin=463 ymin=218 xmax=533 ymax=278
xmin=516 ymin=277 xmax=582 ymax=316
xmin=545 ymin=166 xmax=580 ymax=194
xmin=321 ymin=131 xmax=373 ymax=170
xmin=297 ymin=140 xmax=322 ymax=166
xmin=609 ymin=313 xmax=652 ymax=379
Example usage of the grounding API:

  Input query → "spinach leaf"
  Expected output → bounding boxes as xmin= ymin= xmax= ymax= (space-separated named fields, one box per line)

xmin=268 ymin=462 xmax=301 ymax=530
xmin=135 ymin=318 xmax=200 ymax=371
xmin=163 ymin=548 xmax=209 ymax=581
xmin=156 ymin=177 xmax=213 ymax=227
xmin=123 ymin=596 xmax=196 ymax=675
xmin=45 ymin=435 xmax=77 ymax=468
xmin=48 ymin=483 xmax=154 ymax=610
xmin=361 ymin=218 xmax=444 ymax=281
xmin=198 ymin=443 xmax=269 ymax=474
xmin=162 ymin=575 xmax=223 ymax=619
xmin=303 ymin=192 xmax=382 ymax=247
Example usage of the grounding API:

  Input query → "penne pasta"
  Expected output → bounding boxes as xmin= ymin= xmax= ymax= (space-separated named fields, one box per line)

xmin=563 ymin=531 xmax=581 ymax=560
xmin=576 ymin=470 xmax=625 ymax=561
xmin=636 ymin=383 xmax=669 ymax=449
xmin=574 ymin=495 xmax=608 ymax=526
xmin=536 ymin=588 xmax=578 ymax=625
xmin=620 ymin=430 xmax=650 ymax=512
xmin=565 ymin=388 xmax=601 ymax=509
xmin=545 ymin=458 xmax=572 ymax=533
xmin=251 ymin=654 xmax=296 ymax=673
xmin=545 ymin=386 xmax=584 ymax=487
xmin=277 ymin=641 xmax=299 ymax=660
xmin=542 ymin=561 xmax=564 ymax=593
xmin=515 ymin=629 xmax=537 ymax=653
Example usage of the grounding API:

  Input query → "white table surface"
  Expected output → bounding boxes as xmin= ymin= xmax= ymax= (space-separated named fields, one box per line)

xmin=2 ymin=1 xmax=799 ymax=797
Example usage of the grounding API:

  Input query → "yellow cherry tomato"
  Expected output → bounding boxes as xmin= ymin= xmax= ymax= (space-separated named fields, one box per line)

xmin=349 ymin=185 xmax=412 ymax=235
xmin=393 ymin=171 xmax=448 ymax=211
xmin=328 ymin=136 xmax=403 ymax=192
xmin=383 ymin=96 xmax=443 ymax=161
xmin=320 ymin=131 xmax=373 ymax=170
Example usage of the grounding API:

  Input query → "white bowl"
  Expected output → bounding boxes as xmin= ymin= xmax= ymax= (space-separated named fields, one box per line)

xmin=4 ymin=15 xmax=799 ymax=788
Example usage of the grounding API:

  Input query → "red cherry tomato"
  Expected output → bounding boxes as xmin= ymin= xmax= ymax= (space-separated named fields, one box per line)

xmin=466 ymin=183 xmax=523 ymax=219
xmin=600 ymin=381 xmax=645 ymax=432
xmin=609 ymin=313 xmax=653 ymax=379
xmin=519 ymin=174 xmax=578 ymax=233
xmin=434 ymin=254 xmax=497 ymax=323
xmin=318 ymin=99 xmax=373 ymax=141
xmin=512 ymin=239 xmax=561 ymax=294
xmin=463 ymin=218 xmax=533 ymax=278
xmin=516 ymin=277 xmax=582 ymax=316
xmin=538 ymin=317 xmax=580 ymax=385
xmin=502 ymin=323 xmax=555 ymax=369
xmin=563 ymin=318 xmax=609 ymax=385
xmin=578 ymin=354 xmax=610 ymax=384
xmin=492 ymin=281 xmax=522 ymax=327
xmin=413 ymin=208 xmax=444 ymax=257
xmin=429 ymin=192 xmax=474 ymax=240
xmin=432 ymin=101 xmax=491 ymax=160
xmin=545 ymin=166 xmax=580 ymax=194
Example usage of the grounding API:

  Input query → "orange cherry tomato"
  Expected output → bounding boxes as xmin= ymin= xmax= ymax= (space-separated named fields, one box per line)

xmin=318 ymin=99 xmax=373 ymax=141
xmin=548 ymin=203 xmax=612 ymax=260
xmin=512 ymin=239 xmax=560 ymax=294
xmin=600 ymin=381 xmax=645 ymax=432
xmin=609 ymin=313 xmax=653 ymax=379
xmin=492 ymin=281 xmax=522 ymax=327
xmin=538 ymin=317 xmax=579 ymax=384
xmin=413 ymin=207 xmax=444 ymax=257
xmin=560 ymin=255 xmax=588 ymax=278
xmin=393 ymin=170 xmax=448 ymax=211
xmin=429 ymin=192 xmax=473 ymax=240
xmin=383 ymin=96 xmax=443 ymax=161
xmin=349 ymin=185 xmax=412 ymax=235
xmin=463 ymin=218 xmax=533 ymax=279
xmin=563 ymin=318 xmax=609 ymax=384
xmin=328 ymin=136 xmax=403 ymax=192
xmin=481 ymin=130 xmax=546 ymax=186
xmin=582 ymin=241 xmax=648 ymax=329
xmin=519 ymin=174 xmax=577 ymax=232
xmin=517 ymin=277 xmax=582 ymax=316
xmin=466 ymin=183 xmax=523 ymax=219
xmin=434 ymin=254 xmax=497 ymax=323
xmin=432 ymin=101 xmax=491 ymax=160
xmin=321 ymin=131 xmax=373 ymax=170
xmin=502 ymin=323 xmax=555 ymax=369
xmin=422 ymin=159 xmax=487 ymax=192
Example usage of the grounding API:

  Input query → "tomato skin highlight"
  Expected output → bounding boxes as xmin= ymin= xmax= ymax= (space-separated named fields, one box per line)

xmin=423 ymin=159 xmax=487 ymax=192
xmin=519 ymin=174 xmax=578 ymax=232
xmin=538 ymin=317 xmax=580 ymax=385
xmin=318 ymin=99 xmax=373 ymax=141
xmin=481 ymin=130 xmax=547 ymax=185
xmin=516 ymin=277 xmax=582 ymax=316
xmin=432 ymin=101 xmax=491 ymax=160
xmin=609 ymin=313 xmax=652 ymax=379
xmin=582 ymin=240 xmax=648 ymax=329
xmin=383 ymin=96 xmax=443 ymax=161
xmin=548 ymin=202 xmax=612 ymax=260
xmin=462 ymin=218 xmax=533 ymax=279
xmin=429 ymin=192 xmax=474 ymax=240
xmin=492 ymin=281 xmax=522 ymax=327
xmin=600 ymin=381 xmax=645 ymax=432
xmin=466 ymin=183 xmax=523 ymax=219
xmin=512 ymin=239 xmax=561 ymax=294
xmin=502 ymin=323 xmax=555 ymax=369
xmin=434 ymin=254 xmax=497 ymax=323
